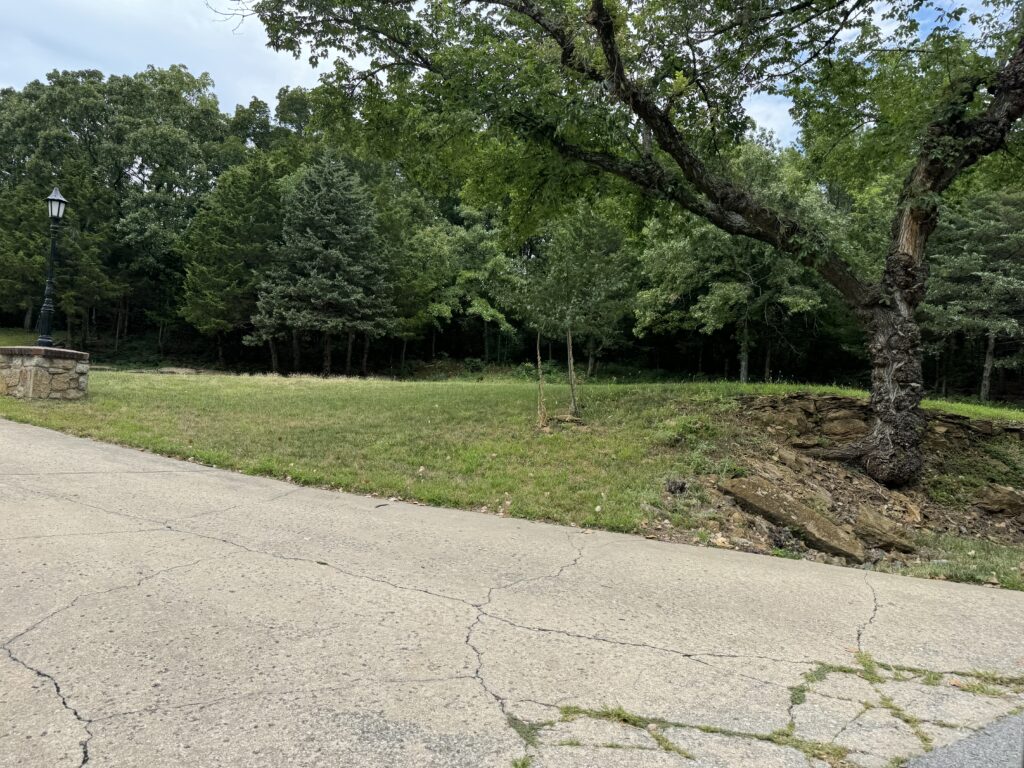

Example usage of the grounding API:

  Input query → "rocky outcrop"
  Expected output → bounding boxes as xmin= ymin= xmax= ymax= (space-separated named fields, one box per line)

xmin=972 ymin=485 xmax=1024 ymax=518
xmin=852 ymin=506 xmax=916 ymax=552
xmin=718 ymin=476 xmax=866 ymax=563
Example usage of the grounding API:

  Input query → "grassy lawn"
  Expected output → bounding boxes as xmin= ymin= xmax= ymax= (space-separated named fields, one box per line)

xmin=2 ymin=369 xmax=1022 ymax=588
xmin=0 ymin=372 xmax=761 ymax=531
xmin=0 ymin=328 xmax=37 ymax=347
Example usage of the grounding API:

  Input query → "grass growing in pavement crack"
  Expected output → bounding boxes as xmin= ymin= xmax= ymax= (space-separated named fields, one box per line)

xmin=559 ymin=705 xmax=848 ymax=766
xmin=506 ymin=714 xmax=551 ymax=747
xmin=855 ymin=651 xmax=885 ymax=683
xmin=510 ymin=757 xmax=533 ymax=768
xmin=877 ymin=696 xmax=934 ymax=752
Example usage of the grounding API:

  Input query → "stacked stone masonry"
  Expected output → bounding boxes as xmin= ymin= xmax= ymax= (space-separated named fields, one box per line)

xmin=0 ymin=346 xmax=89 ymax=400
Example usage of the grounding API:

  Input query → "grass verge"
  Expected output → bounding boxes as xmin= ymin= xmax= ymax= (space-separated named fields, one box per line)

xmin=1 ymin=370 xmax=1023 ymax=588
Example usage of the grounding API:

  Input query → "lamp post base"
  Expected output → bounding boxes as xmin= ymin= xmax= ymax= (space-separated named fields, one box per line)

xmin=0 ymin=347 xmax=89 ymax=400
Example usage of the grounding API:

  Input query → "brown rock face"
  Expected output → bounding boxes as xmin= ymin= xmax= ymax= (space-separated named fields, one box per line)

xmin=718 ymin=476 xmax=866 ymax=562
xmin=973 ymin=485 xmax=1024 ymax=517
xmin=822 ymin=418 xmax=870 ymax=438
xmin=853 ymin=506 xmax=916 ymax=553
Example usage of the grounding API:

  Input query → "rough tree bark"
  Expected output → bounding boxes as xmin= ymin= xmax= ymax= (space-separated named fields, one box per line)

xmin=981 ymin=331 xmax=996 ymax=402
xmin=571 ymin=5 xmax=1024 ymax=484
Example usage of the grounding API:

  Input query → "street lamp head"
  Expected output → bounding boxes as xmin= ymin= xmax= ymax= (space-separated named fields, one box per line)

xmin=46 ymin=188 xmax=67 ymax=222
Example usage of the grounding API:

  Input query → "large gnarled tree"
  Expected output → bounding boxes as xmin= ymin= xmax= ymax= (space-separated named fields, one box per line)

xmin=237 ymin=0 xmax=1024 ymax=484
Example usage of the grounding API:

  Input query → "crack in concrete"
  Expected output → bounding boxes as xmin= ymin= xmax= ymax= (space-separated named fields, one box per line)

xmin=476 ymin=610 xmax=813 ymax=692
xmin=1 ymin=646 xmax=93 ymax=766
xmin=463 ymin=532 xmax=587 ymax=752
xmin=165 ymin=488 xmax=303 ymax=523
xmin=3 ymin=556 xmax=229 ymax=648
xmin=856 ymin=575 xmax=880 ymax=652
xmin=5 ymin=474 xmax=1010 ymax=767
xmin=1 ymin=557 xmax=227 ymax=768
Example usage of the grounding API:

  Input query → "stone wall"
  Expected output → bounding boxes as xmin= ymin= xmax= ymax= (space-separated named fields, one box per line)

xmin=0 ymin=346 xmax=89 ymax=400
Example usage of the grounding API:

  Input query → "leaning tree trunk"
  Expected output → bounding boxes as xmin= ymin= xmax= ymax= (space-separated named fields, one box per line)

xmin=859 ymin=194 xmax=936 ymax=487
xmin=981 ymin=331 xmax=996 ymax=402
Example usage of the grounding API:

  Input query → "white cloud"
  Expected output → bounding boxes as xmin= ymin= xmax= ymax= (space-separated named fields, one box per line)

xmin=743 ymin=92 xmax=799 ymax=145
xmin=0 ymin=0 xmax=327 ymax=112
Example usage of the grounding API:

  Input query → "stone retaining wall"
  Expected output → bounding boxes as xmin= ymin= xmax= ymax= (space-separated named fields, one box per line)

xmin=0 ymin=346 xmax=89 ymax=400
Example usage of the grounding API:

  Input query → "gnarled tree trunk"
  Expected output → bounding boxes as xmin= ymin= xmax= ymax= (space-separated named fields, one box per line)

xmin=862 ymin=304 xmax=926 ymax=486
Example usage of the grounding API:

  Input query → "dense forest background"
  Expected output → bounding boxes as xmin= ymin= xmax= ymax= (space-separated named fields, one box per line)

xmin=1 ymin=64 xmax=1021 ymax=398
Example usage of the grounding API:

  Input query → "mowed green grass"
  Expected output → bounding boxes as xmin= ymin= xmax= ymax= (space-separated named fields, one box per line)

xmin=2 ymin=372 xmax=1024 ymax=533
xmin=0 ymin=372 xmax=760 ymax=531
xmin=0 ymin=327 xmax=37 ymax=347
xmin=2 ymin=369 xmax=1023 ymax=588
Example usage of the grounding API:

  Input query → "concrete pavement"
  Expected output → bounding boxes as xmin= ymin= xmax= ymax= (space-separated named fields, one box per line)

xmin=1 ymin=418 xmax=1022 ymax=767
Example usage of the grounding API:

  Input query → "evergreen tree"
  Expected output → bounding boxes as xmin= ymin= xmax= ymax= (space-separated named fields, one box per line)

xmin=922 ymin=190 xmax=1024 ymax=401
xmin=249 ymin=155 xmax=393 ymax=375
xmin=180 ymin=153 xmax=283 ymax=364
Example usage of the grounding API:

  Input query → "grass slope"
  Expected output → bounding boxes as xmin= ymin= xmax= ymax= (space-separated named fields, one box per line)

xmin=0 ymin=328 xmax=37 ymax=347
xmin=2 ymin=370 xmax=1022 ymax=588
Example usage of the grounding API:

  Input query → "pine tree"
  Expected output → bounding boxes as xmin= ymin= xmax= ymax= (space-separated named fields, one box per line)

xmin=922 ymin=190 xmax=1024 ymax=401
xmin=249 ymin=155 xmax=393 ymax=375
xmin=180 ymin=153 xmax=283 ymax=350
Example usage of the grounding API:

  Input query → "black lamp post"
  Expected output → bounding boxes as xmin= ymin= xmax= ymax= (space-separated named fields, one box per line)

xmin=36 ymin=188 xmax=67 ymax=348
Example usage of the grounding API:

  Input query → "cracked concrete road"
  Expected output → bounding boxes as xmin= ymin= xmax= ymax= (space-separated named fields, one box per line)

xmin=2 ymin=420 xmax=1023 ymax=768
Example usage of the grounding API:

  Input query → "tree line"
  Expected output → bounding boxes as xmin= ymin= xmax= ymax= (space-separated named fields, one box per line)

xmin=2 ymin=4 xmax=1024 ymax=488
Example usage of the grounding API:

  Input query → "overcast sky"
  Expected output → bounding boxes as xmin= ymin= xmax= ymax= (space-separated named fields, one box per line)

xmin=0 ymin=0 xmax=326 ymax=113
xmin=0 ymin=0 xmax=801 ymax=141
